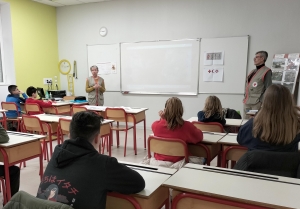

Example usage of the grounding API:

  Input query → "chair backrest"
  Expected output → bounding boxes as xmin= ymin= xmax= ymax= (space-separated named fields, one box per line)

xmin=3 ymin=191 xmax=73 ymax=209
xmin=105 ymin=108 xmax=127 ymax=122
xmin=148 ymin=135 xmax=189 ymax=162
xmin=59 ymin=118 xmax=71 ymax=135
xmin=63 ymin=96 xmax=76 ymax=100
xmin=72 ymin=106 xmax=87 ymax=115
xmin=22 ymin=115 xmax=45 ymax=133
xmin=192 ymin=121 xmax=224 ymax=133
xmin=106 ymin=192 xmax=141 ymax=209
xmin=234 ymin=150 xmax=300 ymax=178
xmin=24 ymin=103 xmax=43 ymax=115
xmin=1 ymin=102 xmax=18 ymax=112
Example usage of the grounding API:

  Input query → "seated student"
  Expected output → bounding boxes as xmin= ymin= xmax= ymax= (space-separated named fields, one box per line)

xmin=197 ymin=95 xmax=226 ymax=126
xmin=237 ymin=84 xmax=300 ymax=151
xmin=6 ymin=85 xmax=28 ymax=118
xmin=152 ymin=97 xmax=204 ymax=163
xmin=36 ymin=111 xmax=145 ymax=209
xmin=0 ymin=124 xmax=20 ymax=197
xmin=25 ymin=86 xmax=52 ymax=115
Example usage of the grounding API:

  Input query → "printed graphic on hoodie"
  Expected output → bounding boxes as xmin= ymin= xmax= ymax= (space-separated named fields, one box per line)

xmin=37 ymin=175 xmax=79 ymax=207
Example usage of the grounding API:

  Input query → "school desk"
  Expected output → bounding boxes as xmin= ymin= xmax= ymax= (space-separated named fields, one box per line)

xmin=163 ymin=164 xmax=300 ymax=209
xmin=33 ymin=114 xmax=114 ymax=156
xmin=188 ymin=132 xmax=226 ymax=166
xmin=1 ymin=131 xmax=45 ymax=201
xmin=85 ymin=105 xmax=148 ymax=151
xmin=187 ymin=117 xmax=243 ymax=127
xmin=217 ymin=133 xmax=247 ymax=168
xmin=0 ymin=109 xmax=8 ymax=129
xmin=42 ymin=100 xmax=89 ymax=115
xmin=106 ymin=162 xmax=176 ymax=209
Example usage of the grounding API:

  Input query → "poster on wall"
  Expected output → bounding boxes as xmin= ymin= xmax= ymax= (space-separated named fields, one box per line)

xmin=271 ymin=53 xmax=300 ymax=94
xmin=203 ymin=67 xmax=224 ymax=82
xmin=203 ymin=51 xmax=224 ymax=65
xmin=96 ymin=62 xmax=117 ymax=75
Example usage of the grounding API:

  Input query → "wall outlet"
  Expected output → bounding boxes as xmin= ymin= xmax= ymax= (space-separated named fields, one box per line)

xmin=43 ymin=78 xmax=52 ymax=85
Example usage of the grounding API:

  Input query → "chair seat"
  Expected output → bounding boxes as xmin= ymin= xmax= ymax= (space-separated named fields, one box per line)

xmin=111 ymin=124 xmax=134 ymax=131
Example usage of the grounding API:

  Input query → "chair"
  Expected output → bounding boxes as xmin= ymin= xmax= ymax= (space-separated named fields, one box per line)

xmin=234 ymin=150 xmax=300 ymax=178
xmin=63 ymin=96 xmax=76 ymax=100
xmin=71 ymin=106 xmax=88 ymax=115
xmin=171 ymin=192 xmax=271 ymax=209
xmin=106 ymin=192 xmax=141 ymax=209
xmin=1 ymin=102 xmax=22 ymax=131
xmin=24 ymin=103 xmax=43 ymax=115
xmin=57 ymin=118 xmax=72 ymax=144
xmin=221 ymin=145 xmax=247 ymax=168
xmin=22 ymin=115 xmax=57 ymax=162
xmin=148 ymin=135 xmax=189 ymax=163
xmin=192 ymin=121 xmax=224 ymax=133
xmin=3 ymin=191 xmax=73 ymax=209
xmin=191 ymin=121 xmax=223 ymax=166
xmin=105 ymin=108 xmax=135 ymax=157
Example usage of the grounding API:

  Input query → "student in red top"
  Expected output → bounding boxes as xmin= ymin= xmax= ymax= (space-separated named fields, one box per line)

xmin=26 ymin=86 xmax=53 ymax=115
xmin=151 ymin=97 xmax=203 ymax=163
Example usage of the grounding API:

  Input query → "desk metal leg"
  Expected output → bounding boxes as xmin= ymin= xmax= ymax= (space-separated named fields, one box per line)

xmin=0 ymin=149 xmax=11 ymax=201
xmin=143 ymin=119 xmax=146 ymax=150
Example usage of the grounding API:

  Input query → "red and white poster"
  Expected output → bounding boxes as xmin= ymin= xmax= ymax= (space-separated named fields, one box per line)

xmin=203 ymin=67 xmax=224 ymax=82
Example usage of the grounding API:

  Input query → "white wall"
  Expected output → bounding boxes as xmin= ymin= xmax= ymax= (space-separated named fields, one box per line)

xmin=0 ymin=1 xmax=16 ymax=102
xmin=56 ymin=0 xmax=300 ymax=128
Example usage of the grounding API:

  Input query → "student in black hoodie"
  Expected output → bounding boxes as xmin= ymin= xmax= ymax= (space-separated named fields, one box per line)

xmin=36 ymin=111 xmax=145 ymax=209
xmin=197 ymin=95 xmax=226 ymax=126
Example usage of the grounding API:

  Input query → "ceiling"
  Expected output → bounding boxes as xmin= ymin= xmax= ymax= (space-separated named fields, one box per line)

xmin=32 ymin=0 xmax=111 ymax=7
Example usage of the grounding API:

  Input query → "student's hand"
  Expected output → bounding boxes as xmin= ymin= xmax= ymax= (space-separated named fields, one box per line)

xmin=159 ymin=110 xmax=165 ymax=119
xmin=19 ymin=90 xmax=23 ymax=94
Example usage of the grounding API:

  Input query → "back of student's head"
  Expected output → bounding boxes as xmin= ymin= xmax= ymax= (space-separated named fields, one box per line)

xmin=26 ymin=86 xmax=37 ymax=97
xmin=253 ymin=84 xmax=300 ymax=145
xmin=164 ymin=97 xmax=184 ymax=130
xmin=8 ymin=85 xmax=17 ymax=94
xmin=203 ymin=95 xmax=223 ymax=118
xmin=70 ymin=111 xmax=103 ymax=142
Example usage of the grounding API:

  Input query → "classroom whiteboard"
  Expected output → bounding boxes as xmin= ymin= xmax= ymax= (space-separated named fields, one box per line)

xmin=120 ymin=39 xmax=200 ymax=95
xmin=87 ymin=44 xmax=120 ymax=91
xmin=198 ymin=36 xmax=249 ymax=94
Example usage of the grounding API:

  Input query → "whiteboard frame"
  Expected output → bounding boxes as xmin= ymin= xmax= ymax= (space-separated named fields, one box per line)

xmin=198 ymin=35 xmax=249 ymax=94
xmin=86 ymin=43 xmax=121 ymax=92
xmin=120 ymin=38 xmax=201 ymax=96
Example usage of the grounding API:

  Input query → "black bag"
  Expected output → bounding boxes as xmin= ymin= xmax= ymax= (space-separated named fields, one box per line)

xmin=224 ymin=108 xmax=241 ymax=119
xmin=74 ymin=96 xmax=86 ymax=101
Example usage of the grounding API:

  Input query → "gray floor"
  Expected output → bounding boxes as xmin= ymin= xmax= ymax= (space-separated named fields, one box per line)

xmin=0 ymin=128 xmax=217 ymax=207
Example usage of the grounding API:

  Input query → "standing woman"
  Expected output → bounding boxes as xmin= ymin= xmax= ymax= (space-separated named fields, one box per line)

xmin=86 ymin=65 xmax=106 ymax=106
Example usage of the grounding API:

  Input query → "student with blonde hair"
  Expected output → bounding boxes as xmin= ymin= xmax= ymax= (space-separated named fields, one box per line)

xmin=237 ymin=84 xmax=300 ymax=151
xmin=198 ymin=95 xmax=226 ymax=126
xmin=152 ymin=97 xmax=203 ymax=163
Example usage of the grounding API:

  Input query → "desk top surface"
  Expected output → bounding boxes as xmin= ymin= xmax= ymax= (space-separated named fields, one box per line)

xmin=52 ymin=101 xmax=88 ymax=106
xmin=241 ymin=119 xmax=249 ymax=125
xmin=218 ymin=133 xmax=238 ymax=145
xmin=0 ymin=132 xmax=46 ymax=147
xmin=34 ymin=114 xmax=114 ymax=124
xmin=163 ymin=164 xmax=300 ymax=208
xmin=0 ymin=109 xmax=8 ymax=113
xmin=121 ymin=162 xmax=175 ymax=198
xmin=120 ymin=161 xmax=177 ymax=175
xmin=84 ymin=105 xmax=148 ymax=114
xmin=202 ymin=132 xmax=226 ymax=143
xmin=187 ymin=117 xmax=243 ymax=127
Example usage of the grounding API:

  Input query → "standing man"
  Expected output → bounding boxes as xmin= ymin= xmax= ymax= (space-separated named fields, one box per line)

xmin=243 ymin=51 xmax=272 ymax=118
